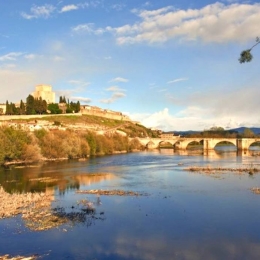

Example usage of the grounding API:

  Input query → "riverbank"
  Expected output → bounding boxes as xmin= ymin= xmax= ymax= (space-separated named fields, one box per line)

xmin=0 ymin=125 xmax=145 ymax=166
xmin=1 ymin=149 xmax=140 ymax=167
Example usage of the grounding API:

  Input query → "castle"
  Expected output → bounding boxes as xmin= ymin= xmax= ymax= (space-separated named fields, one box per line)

xmin=0 ymin=85 xmax=131 ymax=121
xmin=32 ymin=85 xmax=55 ymax=104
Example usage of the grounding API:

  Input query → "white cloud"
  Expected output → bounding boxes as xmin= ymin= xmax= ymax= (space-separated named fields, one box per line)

xmin=60 ymin=5 xmax=78 ymax=13
xmin=100 ymin=83 xmax=127 ymax=104
xmin=24 ymin=54 xmax=37 ymax=60
xmin=157 ymin=89 xmax=167 ymax=93
xmin=108 ymin=3 xmax=260 ymax=45
xmin=70 ymin=96 xmax=91 ymax=103
xmin=167 ymin=78 xmax=188 ymax=84
xmin=111 ymin=4 xmax=125 ymax=11
xmin=72 ymin=23 xmax=103 ymax=34
xmin=21 ymin=2 xmax=99 ymax=19
xmin=110 ymin=77 xmax=129 ymax=83
xmin=106 ymin=86 xmax=126 ymax=92
xmin=69 ymin=80 xmax=90 ymax=88
xmin=0 ymin=52 xmax=23 ymax=61
xmin=143 ymin=2 xmax=151 ymax=7
xmin=53 ymin=56 xmax=65 ymax=62
xmin=161 ymin=82 xmax=260 ymax=131
xmin=21 ymin=4 xmax=55 ymax=19
xmin=100 ymin=92 xmax=126 ymax=104
xmin=129 ymin=108 xmax=184 ymax=131
xmin=0 ymin=68 xmax=37 ymax=102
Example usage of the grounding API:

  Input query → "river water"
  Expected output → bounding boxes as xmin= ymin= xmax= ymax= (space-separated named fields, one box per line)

xmin=1 ymin=148 xmax=260 ymax=259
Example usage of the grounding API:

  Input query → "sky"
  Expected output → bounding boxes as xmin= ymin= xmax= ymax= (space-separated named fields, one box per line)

xmin=0 ymin=0 xmax=260 ymax=131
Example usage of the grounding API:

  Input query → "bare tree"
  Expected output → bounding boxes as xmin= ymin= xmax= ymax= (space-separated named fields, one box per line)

xmin=239 ymin=37 xmax=260 ymax=63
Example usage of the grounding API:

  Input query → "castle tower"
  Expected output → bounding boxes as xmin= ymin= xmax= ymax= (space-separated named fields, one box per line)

xmin=32 ymin=85 xmax=55 ymax=104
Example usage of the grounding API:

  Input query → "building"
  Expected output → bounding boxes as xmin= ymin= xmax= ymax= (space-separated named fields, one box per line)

xmin=0 ymin=104 xmax=6 ymax=115
xmin=32 ymin=85 xmax=55 ymax=104
xmin=80 ymin=105 xmax=131 ymax=121
xmin=160 ymin=133 xmax=175 ymax=139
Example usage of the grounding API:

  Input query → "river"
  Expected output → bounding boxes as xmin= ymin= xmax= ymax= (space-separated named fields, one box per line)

xmin=1 ymin=147 xmax=260 ymax=259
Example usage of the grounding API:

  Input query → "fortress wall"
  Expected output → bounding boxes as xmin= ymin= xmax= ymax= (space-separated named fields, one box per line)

xmin=0 ymin=113 xmax=82 ymax=121
xmin=81 ymin=108 xmax=131 ymax=121
xmin=0 ymin=111 xmax=131 ymax=122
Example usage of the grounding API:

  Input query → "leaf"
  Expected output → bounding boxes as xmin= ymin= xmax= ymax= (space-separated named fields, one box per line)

xmin=239 ymin=49 xmax=253 ymax=63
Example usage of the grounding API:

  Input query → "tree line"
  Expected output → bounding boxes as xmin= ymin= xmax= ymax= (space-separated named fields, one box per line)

xmin=4 ymin=95 xmax=81 ymax=115
xmin=182 ymin=127 xmax=258 ymax=138
xmin=0 ymin=126 xmax=144 ymax=165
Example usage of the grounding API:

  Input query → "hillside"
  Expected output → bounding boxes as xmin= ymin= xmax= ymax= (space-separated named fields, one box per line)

xmin=228 ymin=127 xmax=260 ymax=135
xmin=5 ymin=114 xmax=161 ymax=138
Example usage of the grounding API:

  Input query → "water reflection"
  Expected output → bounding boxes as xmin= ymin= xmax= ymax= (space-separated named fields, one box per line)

xmin=1 ymin=150 xmax=260 ymax=259
xmin=0 ymin=165 xmax=116 ymax=194
xmin=88 ymin=235 xmax=260 ymax=260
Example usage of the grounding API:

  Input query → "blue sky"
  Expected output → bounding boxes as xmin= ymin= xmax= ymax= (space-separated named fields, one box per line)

xmin=0 ymin=0 xmax=260 ymax=131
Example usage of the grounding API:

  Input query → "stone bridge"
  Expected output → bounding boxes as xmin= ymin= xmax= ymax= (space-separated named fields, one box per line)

xmin=135 ymin=137 xmax=260 ymax=151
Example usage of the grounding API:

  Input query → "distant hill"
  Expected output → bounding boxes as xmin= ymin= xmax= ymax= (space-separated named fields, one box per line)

xmin=228 ymin=127 xmax=260 ymax=135
xmin=164 ymin=130 xmax=200 ymax=136
xmin=166 ymin=127 xmax=260 ymax=136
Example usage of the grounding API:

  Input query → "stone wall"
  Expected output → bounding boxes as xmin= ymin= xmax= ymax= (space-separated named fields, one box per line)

xmin=80 ymin=105 xmax=131 ymax=121
xmin=0 ymin=113 xmax=81 ymax=121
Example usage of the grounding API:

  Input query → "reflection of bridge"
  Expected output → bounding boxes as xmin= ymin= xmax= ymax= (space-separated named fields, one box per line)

xmin=136 ymin=137 xmax=260 ymax=150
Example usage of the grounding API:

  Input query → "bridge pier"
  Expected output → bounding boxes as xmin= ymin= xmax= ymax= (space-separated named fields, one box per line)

xmin=203 ymin=139 xmax=213 ymax=150
xmin=237 ymin=138 xmax=253 ymax=151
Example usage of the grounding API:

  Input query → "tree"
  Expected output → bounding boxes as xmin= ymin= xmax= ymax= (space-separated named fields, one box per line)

xmin=209 ymin=126 xmax=224 ymax=131
xmin=76 ymin=101 xmax=80 ymax=112
xmin=68 ymin=101 xmax=81 ymax=113
xmin=20 ymin=100 xmax=26 ymax=115
xmin=34 ymin=97 xmax=47 ymax=114
xmin=26 ymin=95 xmax=35 ymax=114
xmin=239 ymin=37 xmax=260 ymax=63
xmin=5 ymin=101 xmax=10 ymax=115
xmin=243 ymin=128 xmax=255 ymax=138
xmin=10 ymin=103 xmax=18 ymax=115
xmin=47 ymin=103 xmax=62 ymax=114
xmin=59 ymin=96 xmax=66 ymax=103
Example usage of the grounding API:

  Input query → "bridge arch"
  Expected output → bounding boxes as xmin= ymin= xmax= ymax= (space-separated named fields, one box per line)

xmin=186 ymin=140 xmax=204 ymax=150
xmin=248 ymin=140 xmax=260 ymax=150
xmin=145 ymin=141 xmax=157 ymax=149
xmin=214 ymin=141 xmax=237 ymax=150
xmin=158 ymin=140 xmax=178 ymax=148
xmin=204 ymin=139 xmax=237 ymax=150
xmin=177 ymin=139 xmax=204 ymax=150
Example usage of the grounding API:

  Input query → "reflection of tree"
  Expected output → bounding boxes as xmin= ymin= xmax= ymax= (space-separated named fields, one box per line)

xmin=0 ymin=165 xmax=115 ymax=195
